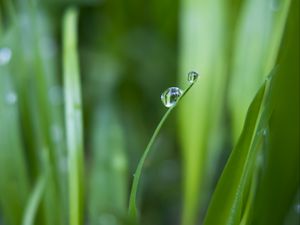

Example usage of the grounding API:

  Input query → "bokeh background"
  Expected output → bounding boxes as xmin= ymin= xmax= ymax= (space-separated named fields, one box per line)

xmin=0 ymin=0 xmax=299 ymax=225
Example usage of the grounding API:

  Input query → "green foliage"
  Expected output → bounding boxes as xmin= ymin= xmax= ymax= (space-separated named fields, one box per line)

xmin=203 ymin=74 xmax=272 ymax=225
xmin=128 ymin=80 xmax=198 ymax=223
xmin=63 ymin=7 xmax=84 ymax=225
xmin=0 ymin=0 xmax=298 ymax=225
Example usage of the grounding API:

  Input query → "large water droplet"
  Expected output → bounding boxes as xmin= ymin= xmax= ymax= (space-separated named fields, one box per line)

xmin=0 ymin=47 xmax=12 ymax=65
xmin=161 ymin=87 xmax=183 ymax=108
xmin=187 ymin=71 xmax=199 ymax=83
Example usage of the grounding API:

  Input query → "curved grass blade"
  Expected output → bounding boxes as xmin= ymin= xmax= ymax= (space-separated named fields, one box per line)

xmin=63 ymin=7 xmax=84 ymax=225
xmin=22 ymin=173 xmax=48 ymax=225
xmin=203 ymin=74 xmax=273 ymax=225
xmin=128 ymin=81 xmax=197 ymax=223
xmin=250 ymin=1 xmax=300 ymax=223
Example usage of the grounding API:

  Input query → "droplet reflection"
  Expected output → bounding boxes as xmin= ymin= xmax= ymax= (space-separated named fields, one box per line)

xmin=187 ymin=71 xmax=199 ymax=83
xmin=161 ymin=87 xmax=183 ymax=108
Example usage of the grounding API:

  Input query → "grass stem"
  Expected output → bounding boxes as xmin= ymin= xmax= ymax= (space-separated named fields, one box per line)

xmin=128 ymin=81 xmax=197 ymax=222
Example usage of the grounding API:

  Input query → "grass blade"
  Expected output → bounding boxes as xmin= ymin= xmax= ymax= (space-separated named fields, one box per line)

xmin=128 ymin=81 xmax=198 ymax=223
xmin=250 ymin=1 xmax=300 ymax=223
xmin=88 ymin=105 xmax=128 ymax=225
xmin=0 ymin=46 xmax=30 ymax=225
xmin=178 ymin=0 xmax=227 ymax=224
xmin=22 ymin=173 xmax=48 ymax=225
xmin=203 ymin=75 xmax=273 ymax=225
xmin=63 ymin=7 xmax=84 ymax=225
xmin=228 ymin=0 xmax=291 ymax=141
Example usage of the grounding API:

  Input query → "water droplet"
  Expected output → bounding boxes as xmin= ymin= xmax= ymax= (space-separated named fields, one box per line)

xmin=5 ymin=91 xmax=17 ymax=105
xmin=161 ymin=87 xmax=183 ymax=108
xmin=257 ymin=127 xmax=268 ymax=137
xmin=262 ymin=129 xmax=267 ymax=136
xmin=187 ymin=71 xmax=199 ymax=83
xmin=0 ymin=47 xmax=12 ymax=65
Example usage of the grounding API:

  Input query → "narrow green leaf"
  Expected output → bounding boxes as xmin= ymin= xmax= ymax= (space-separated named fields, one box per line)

xmin=63 ymin=7 xmax=84 ymax=225
xmin=88 ymin=105 xmax=128 ymax=225
xmin=22 ymin=174 xmax=48 ymax=225
xmin=0 ymin=55 xmax=29 ymax=225
xmin=128 ymin=81 xmax=198 ymax=223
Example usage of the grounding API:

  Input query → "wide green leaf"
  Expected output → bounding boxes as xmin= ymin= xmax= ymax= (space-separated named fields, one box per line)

xmin=203 ymin=75 xmax=273 ymax=225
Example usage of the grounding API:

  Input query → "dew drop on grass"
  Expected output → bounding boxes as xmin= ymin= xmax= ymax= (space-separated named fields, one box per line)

xmin=187 ymin=71 xmax=199 ymax=83
xmin=0 ymin=47 xmax=12 ymax=65
xmin=161 ymin=87 xmax=183 ymax=108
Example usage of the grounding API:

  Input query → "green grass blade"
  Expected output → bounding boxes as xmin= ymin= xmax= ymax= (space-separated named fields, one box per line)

xmin=22 ymin=173 xmax=48 ymax=225
xmin=88 ymin=105 xmax=128 ymax=225
xmin=63 ymin=7 xmax=84 ymax=225
xmin=128 ymin=81 xmax=197 ymax=223
xmin=203 ymin=75 xmax=273 ymax=225
xmin=250 ymin=1 xmax=300 ymax=223
xmin=0 ymin=48 xmax=30 ymax=225
xmin=128 ymin=106 xmax=173 ymax=221
xmin=178 ymin=0 xmax=227 ymax=224
xmin=229 ymin=0 xmax=291 ymax=141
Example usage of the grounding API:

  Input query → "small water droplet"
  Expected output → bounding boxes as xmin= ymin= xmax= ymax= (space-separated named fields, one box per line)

xmin=187 ymin=71 xmax=199 ymax=83
xmin=0 ymin=48 xmax=12 ymax=65
xmin=161 ymin=87 xmax=183 ymax=108
xmin=5 ymin=91 xmax=17 ymax=105
xmin=258 ymin=127 xmax=268 ymax=137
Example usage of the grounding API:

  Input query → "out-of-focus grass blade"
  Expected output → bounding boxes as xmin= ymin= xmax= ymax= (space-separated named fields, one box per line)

xmin=63 ymin=7 xmax=84 ymax=225
xmin=229 ymin=0 xmax=291 ymax=141
xmin=250 ymin=1 xmax=299 ymax=224
xmin=88 ymin=105 xmax=128 ymax=225
xmin=203 ymin=76 xmax=272 ymax=225
xmin=13 ymin=2 xmax=66 ymax=225
xmin=22 ymin=173 xmax=48 ymax=225
xmin=0 ymin=45 xmax=30 ymax=225
xmin=178 ymin=0 xmax=227 ymax=224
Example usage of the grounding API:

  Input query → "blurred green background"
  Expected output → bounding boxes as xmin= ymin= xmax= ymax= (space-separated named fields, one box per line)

xmin=0 ymin=0 xmax=299 ymax=225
